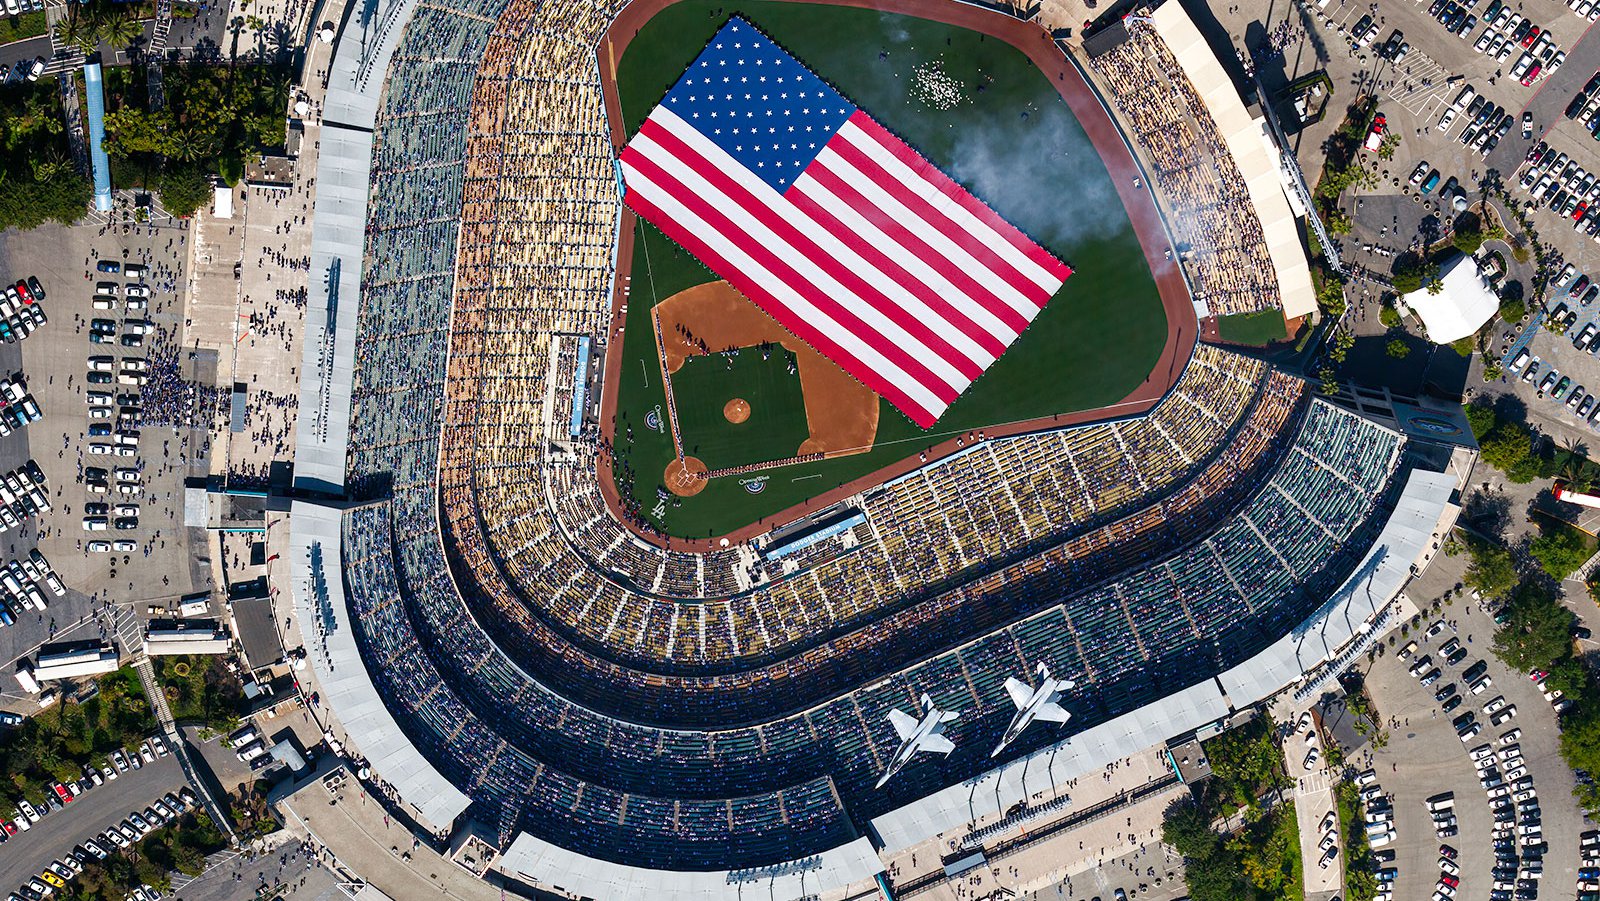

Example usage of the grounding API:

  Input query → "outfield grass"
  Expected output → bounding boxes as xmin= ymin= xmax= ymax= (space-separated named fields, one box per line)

xmin=611 ymin=2 xmax=1169 ymax=538
xmin=672 ymin=346 xmax=809 ymax=469
xmin=1218 ymin=310 xmax=1289 ymax=346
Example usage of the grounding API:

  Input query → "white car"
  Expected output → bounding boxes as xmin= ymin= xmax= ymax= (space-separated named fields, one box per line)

xmin=1502 ymin=728 xmax=1522 ymax=744
xmin=1506 ymin=765 xmax=1529 ymax=781
xmin=1485 ymin=696 xmax=1508 ymax=715
xmin=86 ymin=541 xmax=111 ymax=553
xmin=1440 ymin=857 xmax=1460 ymax=876
xmin=112 ymin=540 xmax=137 ymax=552
xmin=1470 ymin=743 xmax=1495 ymax=761
xmin=1303 ymin=748 xmax=1320 ymax=770
xmin=124 ymin=285 xmax=150 ymax=298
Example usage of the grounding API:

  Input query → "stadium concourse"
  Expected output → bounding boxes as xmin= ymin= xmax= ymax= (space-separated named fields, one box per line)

xmin=281 ymin=0 xmax=1470 ymax=898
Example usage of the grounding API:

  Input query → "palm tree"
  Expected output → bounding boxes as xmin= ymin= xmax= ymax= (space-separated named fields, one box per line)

xmin=93 ymin=7 xmax=142 ymax=51
xmin=1558 ymin=447 xmax=1595 ymax=493
xmin=53 ymin=15 xmax=96 ymax=54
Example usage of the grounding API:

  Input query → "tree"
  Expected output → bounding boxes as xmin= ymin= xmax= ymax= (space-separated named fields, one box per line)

xmin=1454 ymin=220 xmax=1485 ymax=254
xmin=1386 ymin=339 xmax=1411 ymax=359
xmin=157 ymin=167 xmax=212 ymax=219
xmin=1529 ymin=525 xmax=1591 ymax=580
xmin=1563 ymin=710 xmax=1600 ymax=816
xmin=1464 ymin=540 xmax=1517 ymax=600
xmin=92 ymin=5 xmax=142 ymax=50
xmin=1161 ymin=796 xmax=1219 ymax=860
xmin=1464 ymin=402 xmax=1497 ymax=439
xmin=1478 ymin=421 xmax=1537 ymax=481
xmin=1318 ymin=279 xmax=1348 ymax=317
xmin=1493 ymin=581 xmax=1577 ymax=672
xmin=1500 ymin=297 xmax=1527 ymax=322
xmin=1379 ymin=305 xmax=1402 ymax=328
xmin=1451 ymin=336 xmax=1476 ymax=357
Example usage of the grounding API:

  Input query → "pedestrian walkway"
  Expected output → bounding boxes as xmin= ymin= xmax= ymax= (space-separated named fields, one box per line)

xmin=134 ymin=656 xmax=239 ymax=848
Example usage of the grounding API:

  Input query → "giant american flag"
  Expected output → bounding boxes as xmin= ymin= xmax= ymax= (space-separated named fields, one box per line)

xmin=619 ymin=18 xmax=1072 ymax=428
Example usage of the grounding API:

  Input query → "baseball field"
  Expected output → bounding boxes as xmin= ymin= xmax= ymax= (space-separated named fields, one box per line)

xmin=607 ymin=0 xmax=1172 ymax=539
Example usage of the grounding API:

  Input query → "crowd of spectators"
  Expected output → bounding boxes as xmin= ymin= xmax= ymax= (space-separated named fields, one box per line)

xmin=1088 ymin=24 xmax=1283 ymax=318
xmin=330 ymin=0 xmax=1414 ymax=871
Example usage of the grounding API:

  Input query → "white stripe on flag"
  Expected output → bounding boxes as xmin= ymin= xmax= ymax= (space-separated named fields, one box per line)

xmin=631 ymin=110 xmax=971 ymax=395
xmin=650 ymin=111 xmax=999 ymax=372
xmin=620 ymin=143 xmax=951 ymax=421
xmin=837 ymin=118 xmax=1065 ymax=294
xmin=812 ymin=140 xmax=1044 ymax=322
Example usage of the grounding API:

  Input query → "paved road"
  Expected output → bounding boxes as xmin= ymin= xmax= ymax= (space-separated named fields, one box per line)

xmin=169 ymin=840 xmax=344 ymax=901
xmin=0 ymin=755 xmax=184 ymax=894
xmin=0 ymin=35 xmax=51 ymax=73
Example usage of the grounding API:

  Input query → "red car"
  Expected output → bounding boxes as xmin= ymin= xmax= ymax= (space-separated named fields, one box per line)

xmin=1523 ymin=26 xmax=1541 ymax=46
xmin=13 ymin=281 xmax=32 ymax=305
xmin=1523 ymin=63 xmax=1543 ymax=86
xmin=1577 ymin=202 xmax=1589 ymax=221
xmin=1441 ymin=874 xmax=1460 ymax=888
xmin=51 ymin=783 xmax=72 ymax=804
xmin=1531 ymin=669 xmax=1549 ymax=682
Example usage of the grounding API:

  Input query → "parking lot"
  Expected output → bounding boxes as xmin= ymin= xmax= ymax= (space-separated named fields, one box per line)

xmin=0 ymin=748 xmax=185 ymax=896
xmin=0 ymin=217 xmax=216 ymax=704
xmin=1359 ymin=605 xmax=1583 ymax=900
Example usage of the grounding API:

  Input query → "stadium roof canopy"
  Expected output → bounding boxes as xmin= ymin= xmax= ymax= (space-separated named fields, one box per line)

xmin=288 ymin=501 xmax=471 ymax=832
xmin=295 ymin=0 xmax=421 ymax=494
xmin=500 ymin=832 xmax=882 ymax=901
xmin=1399 ymin=255 xmax=1500 ymax=344
xmin=1149 ymin=3 xmax=1318 ymax=321
xmin=1216 ymin=466 xmax=1457 ymax=701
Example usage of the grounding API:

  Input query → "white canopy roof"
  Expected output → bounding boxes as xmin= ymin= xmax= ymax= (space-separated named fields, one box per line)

xmin=1150 ymin=3 xmax=1318 ymax=320
xmin=289 ymin=501 xmax=471 ymax=833
xmin=1400 ymin=255 xmax=1499 ymax=344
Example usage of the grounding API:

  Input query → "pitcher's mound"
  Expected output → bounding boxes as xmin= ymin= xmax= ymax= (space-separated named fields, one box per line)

xmin=664 ymin=456 xmax=709 ymax=497
xmin=724 ymin=398 xmax=751 ymax=424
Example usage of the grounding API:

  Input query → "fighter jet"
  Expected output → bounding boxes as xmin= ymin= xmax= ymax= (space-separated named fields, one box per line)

xmin=876 ymin=694 xmax=959 ymax=788
xmin=991 ymin=663 xmax=1074 ymax=757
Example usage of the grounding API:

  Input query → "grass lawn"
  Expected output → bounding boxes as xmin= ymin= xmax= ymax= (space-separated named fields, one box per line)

xmin=612 ymin=3 xmax=1168 ymax=538
xmin=1219 ymin=309 xmax=1289 ymax=346
xmin=672 ymin=345 xmax=809 ymax=469
xmin=0 ymin=11 xmax=47 ymax=42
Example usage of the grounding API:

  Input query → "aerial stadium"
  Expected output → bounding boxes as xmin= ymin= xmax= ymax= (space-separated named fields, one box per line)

xmin=287 ymin=0 xmax=1475 ymax=896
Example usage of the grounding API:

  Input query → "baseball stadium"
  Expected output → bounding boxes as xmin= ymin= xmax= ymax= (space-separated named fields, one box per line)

xmin=285 ymin=0 xmax=1475 ymax=896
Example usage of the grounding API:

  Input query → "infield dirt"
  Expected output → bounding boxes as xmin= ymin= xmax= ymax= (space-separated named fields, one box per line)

xmin=656 ymin=280 xmax=878 ymax=457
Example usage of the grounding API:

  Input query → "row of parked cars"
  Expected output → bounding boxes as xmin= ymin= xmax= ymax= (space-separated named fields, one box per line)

xmin=1414 ymin=615 xmax=1546 ymax=900
xmin=0 ymin=548 xmax=64 ymax=628
xmin=6 ymin=781 xmax=196 ymax=901
xmin=0 ymin=277 xmax=49 ymax=347
xmin=0 ymin=460 xmax=52 ymax=538
xmin=1517 ymin=141 xmax=1600 ymax=241
xmin=0 ymin=375 xmax=44 ymax=437
xmin=1433 ymin=84 xmax=1523 ymax=160
xmin=1351 ymin=770 xmax=1401 ymax=897
xmin=2 ymin=738 xmax=173 ymax=841
xmin=1577 ymin=830 xmax=1600 ymax=898
xmin=84 ymin=265 xmax=151 ymax=541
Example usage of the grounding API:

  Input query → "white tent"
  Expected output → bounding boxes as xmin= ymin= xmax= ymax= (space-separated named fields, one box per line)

xmin=1399 ymin=255 xmax=1499 ymax=344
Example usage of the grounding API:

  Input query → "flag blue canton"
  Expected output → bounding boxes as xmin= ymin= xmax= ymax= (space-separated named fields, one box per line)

xmin=662 ymin=18 xmax=857 ymax=193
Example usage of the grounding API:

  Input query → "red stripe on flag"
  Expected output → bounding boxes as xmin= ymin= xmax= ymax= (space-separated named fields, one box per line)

xmin=636 ymin=119 xmax=985 ymax=383
xmin=800 ymin=162 xmax=1031 ymax=334
xmin=785 ymin=186 xmax=1009 ymax=361
xmin=620 ymin=157 xmax=944 ymax=426
xmin=848 ymin=112 xmax=1073 ymax=285
xmin=825 ymin=125 xmax=1051 ymax=309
